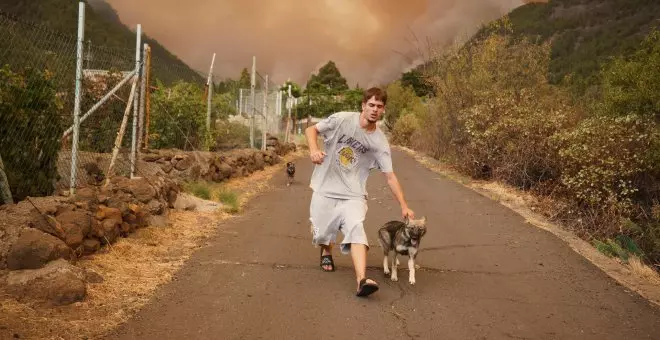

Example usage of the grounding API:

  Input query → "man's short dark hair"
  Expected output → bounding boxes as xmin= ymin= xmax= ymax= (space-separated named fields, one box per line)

xmin=362 ymin=87 xmax=387 ymax=105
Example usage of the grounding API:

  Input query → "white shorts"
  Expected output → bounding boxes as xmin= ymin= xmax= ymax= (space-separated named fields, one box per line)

xmin=309 ymin=192 xmax=368 ymax=254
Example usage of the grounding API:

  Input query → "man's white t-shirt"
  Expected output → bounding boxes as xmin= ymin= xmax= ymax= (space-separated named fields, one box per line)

xmin=309 ymin=111 xmax=393 ymax=200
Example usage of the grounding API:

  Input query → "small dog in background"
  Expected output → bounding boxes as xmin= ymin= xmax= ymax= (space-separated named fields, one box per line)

xmin=286 ymin=162 xmax=296 ymax=186
xmin=377 ymin=216 xmax=427 ymax=285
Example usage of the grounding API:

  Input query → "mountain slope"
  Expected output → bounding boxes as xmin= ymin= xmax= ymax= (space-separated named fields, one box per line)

xmin=481 ymin=0 xmax=660 ymax=94
xmin=0 ymin=0 xmax=203 ymax=85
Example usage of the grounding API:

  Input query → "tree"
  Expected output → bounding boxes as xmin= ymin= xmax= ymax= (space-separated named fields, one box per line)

xmin=401 ymin=68 xmax=433 ymax=97
xmin=383 ymin=81 xmax=423 ymax=130
xmin=238 ymin=68 xmax=251 ymax=89
xmin=305 ymin=61 xmax=349 ymax=95
xmin=280 ymin=79 xmax=302 ymax=98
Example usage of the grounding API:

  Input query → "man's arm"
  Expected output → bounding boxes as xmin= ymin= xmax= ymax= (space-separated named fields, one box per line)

xmin=305 ymin=125 xmax=326 ymax=164
xmin=384 ymin=171 xmax=415 ymax=219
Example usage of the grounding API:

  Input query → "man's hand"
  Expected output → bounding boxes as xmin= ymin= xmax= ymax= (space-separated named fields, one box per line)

xmin=310 ymin=150 xmax=326 ymax=164
xmin=305 ymin=126 xmax=326 ymax=164
xmin=402 ymin=206 xmax=415 ymax=220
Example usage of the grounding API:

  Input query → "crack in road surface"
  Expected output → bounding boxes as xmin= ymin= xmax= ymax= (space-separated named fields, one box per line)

xmin=384 ymin=280 xmax=415 ymax=340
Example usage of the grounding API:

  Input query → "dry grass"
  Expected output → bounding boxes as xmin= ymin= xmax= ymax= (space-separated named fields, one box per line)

xmin=395 ymin=145 xmax=660 ymax=307
xmin=0 ymin=150 xmax=303 ymax=340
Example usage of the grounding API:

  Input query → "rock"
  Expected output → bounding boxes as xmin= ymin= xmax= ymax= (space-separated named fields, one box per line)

xmin=84 ymin=268 xmax=104 ymax=284
xmin=135 ymin=210 xmax=150 ymax=228
xmin=4 ymin=259 xmax=86 ymax=306
xmin=174 ymin=155 xmax=194 ymax=171
xmin=74 ymin=187 xmax=98 ymax=204
xmin=160 ymin=163 xmax=173 ymax=173
xmin=254 ymin=152 xmax=265 ymax=170
xmin=218 ymin=162 xmax=233 ymax=179
xmin=120 ymin=222 xmax=132 ymax=236
xmin=100 ymin=219 xmax=120 ymax=244
xmin=7 ymin=229 xmax=72 ymax=270
xmin=148 ymin=214 xmax=169 ymax=228
xmin=56 ymin=211 xmax=93 ymax=248
xmin=146 ymin=199 xmax=164 ymax=215
xmin=166 ymin=190 xmax=178 ymax=208
xmin=27 ymin=213 xmax=65 ymax=240
xmin=124 ymin=179 xmax=157 ymax=203
xmin=159 ymin=150 xmax=174 ymax=161
xmin=81 ymin=238 xmax=100 ymax=255
xmin=106 ymin=191 xmax=133 ymax=215
xmin=173 ymin=193 xmax=198 ymax=211
xmin=189 ymin=164 xmax=202 ymax=179
xmin=95 ymin=206 xmax=122 ymax=223
xmin=141 ymin=153 xmax=162 ymax=162
xmin=15 ymin=198 xmax=60 ymax=216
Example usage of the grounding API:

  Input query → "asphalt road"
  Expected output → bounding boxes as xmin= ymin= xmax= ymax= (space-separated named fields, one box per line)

xmin=107 ymin=149 xmax=660 ymax=340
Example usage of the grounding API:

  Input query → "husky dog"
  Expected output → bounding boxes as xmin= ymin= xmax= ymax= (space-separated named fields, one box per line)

xmin=286 ymin=162 xmax=296 ymax=186
xmin=377 ymin=216 xmax=427 ymax=285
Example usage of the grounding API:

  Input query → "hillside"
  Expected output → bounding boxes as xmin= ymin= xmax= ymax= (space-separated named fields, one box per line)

xmin=0 ymin=0 xmax=204 ymax=85
xmin=402 ymin=0 xmax=660 ymax=97
xmin=480 ymin=0 xmax=660 ymax=95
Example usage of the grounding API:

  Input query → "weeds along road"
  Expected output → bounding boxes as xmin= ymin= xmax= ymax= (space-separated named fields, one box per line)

xmin=108 ymin=149 xmax=660 ymax=340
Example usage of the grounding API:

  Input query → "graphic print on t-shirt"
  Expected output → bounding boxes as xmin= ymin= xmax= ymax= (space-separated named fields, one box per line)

xmin=335 ymin=134 xmax=369 ymax=170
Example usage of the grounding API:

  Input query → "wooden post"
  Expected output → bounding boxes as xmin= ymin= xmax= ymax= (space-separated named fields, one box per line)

xmin=105 ymin=76 xmax=138 ymax=187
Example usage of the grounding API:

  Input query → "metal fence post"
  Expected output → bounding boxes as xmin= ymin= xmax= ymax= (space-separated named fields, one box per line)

xmin=137 ymin=43 xmax=148 ymax=153
xmin=262 ymin=75 xmax=268 ymax=151
xmin=239 ymin=88 xmax=243 ymax=117
xmin=144 ymin=44 xmax=152 ymax=148
xmin=250 ymin=56 xmax=256 ymax=149
xmin=285 ymin=85 xmax=292 ymax=143
xmin=130 ymin=24 xmax=142 ymax=179
xmin=70 ymin=1 xmax=85 ymax=195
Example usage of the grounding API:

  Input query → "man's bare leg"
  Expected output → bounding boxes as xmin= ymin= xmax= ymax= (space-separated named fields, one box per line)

xmin=350 ymin=244 xmax=378 ymax=292
xmin=321 ymin=243 xmax=333 ymax=271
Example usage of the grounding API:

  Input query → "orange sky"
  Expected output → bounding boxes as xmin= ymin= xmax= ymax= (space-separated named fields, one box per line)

xmin=106 ymin=0 xmax=536 ymax=86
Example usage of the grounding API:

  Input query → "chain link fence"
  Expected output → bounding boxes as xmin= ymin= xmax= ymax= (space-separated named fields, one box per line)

xmin=0 ymin=2 xmax=288 ymax=206
xmin=0 ymin=10 xmax=78 ymax=203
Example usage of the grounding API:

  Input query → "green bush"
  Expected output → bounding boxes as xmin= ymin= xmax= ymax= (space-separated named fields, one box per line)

xmin=391 ymin=113 xmax=421 ymax=148
xmin=79 ymin=70 xmax=132 ymax=153
xmin=552 ymin=114 xmax=657 ymax=213
xmin=149 ymin=80 xmax=210 ymax=150
xmin=459 ymin=86 xmax=576 ymax=187
xmin=212 ymin=120 xmax=252 ymax=150
xmin=0 ymin=66 xmax=64 ymax=201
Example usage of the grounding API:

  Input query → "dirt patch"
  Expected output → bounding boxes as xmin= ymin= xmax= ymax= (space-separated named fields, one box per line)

xmin=395 ymin=145 xmax=660 ymax=308
xmin=0 ymin=149 xmax=303 ymax=340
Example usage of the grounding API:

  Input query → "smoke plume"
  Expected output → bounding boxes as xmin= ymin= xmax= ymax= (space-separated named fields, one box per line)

xmin=105 ymin=0 xmax=533 ymax=86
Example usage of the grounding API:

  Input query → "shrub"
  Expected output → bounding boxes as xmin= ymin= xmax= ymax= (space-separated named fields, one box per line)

xmin=149 ymin=80 xmax=210 ymax=150
xmin=391 ymin=113 xmax=421 ymax=148
xmin=552 ymin=114 xmax=657 ymax=214
xmin=212 ymin=120 xmax=252 ymax=150
xmin=0 ymin=66 xmax=64 ymax=201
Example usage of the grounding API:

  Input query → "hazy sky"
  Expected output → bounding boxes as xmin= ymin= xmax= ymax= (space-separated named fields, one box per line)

xmin=105 ymin=0 xmax=534 ymax=87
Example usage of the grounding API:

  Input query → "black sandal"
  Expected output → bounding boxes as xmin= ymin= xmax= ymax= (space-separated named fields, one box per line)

xmin=320 ymin=249 xmax=335 ymax=272
xmin=356 ymin=278 xmax=379 ymax=297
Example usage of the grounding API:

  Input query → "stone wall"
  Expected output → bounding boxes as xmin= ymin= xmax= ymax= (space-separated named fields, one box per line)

xmin=0 ymin=136 xmax=297 ymax=305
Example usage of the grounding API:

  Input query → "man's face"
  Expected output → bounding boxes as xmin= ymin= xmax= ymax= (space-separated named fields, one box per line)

xmin=361 ymin=96 xmax=385 ymax=123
